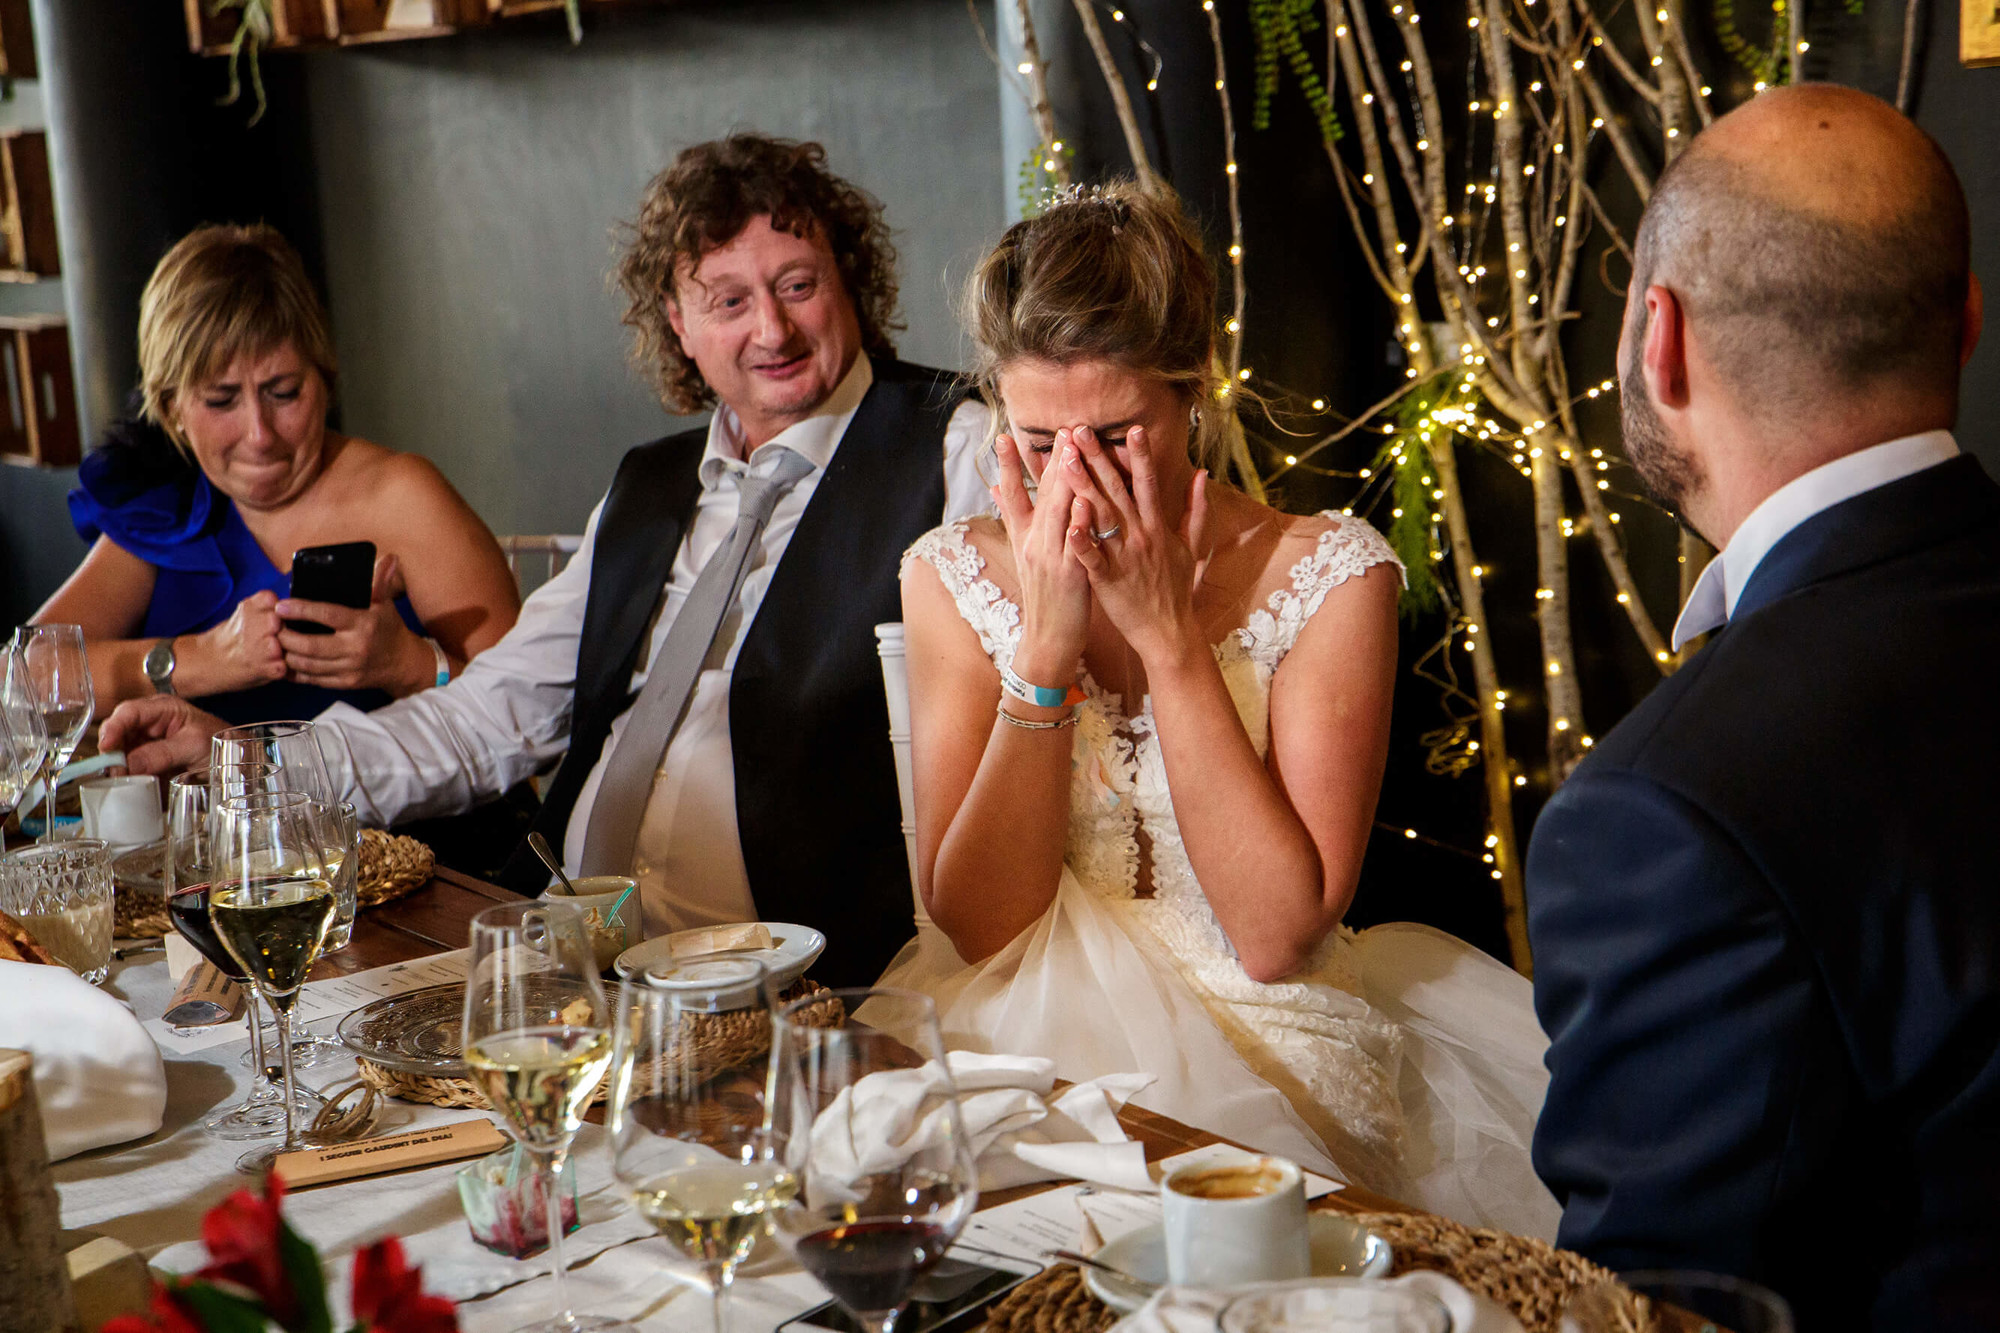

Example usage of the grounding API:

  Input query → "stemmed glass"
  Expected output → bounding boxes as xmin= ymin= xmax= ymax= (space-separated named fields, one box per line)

xmin=166 ymin=771 xmax=321 ymax=1138
xmin=15 ymin=624 xmax=94 ymax=839
xmin=767 ymin=989 xmax=979 ymax=1333
xmin=211 ymin=722 xmax=352 ymax=1068
xmin=463 ymin=900 xmax=629 ymax=1333
xmin=208 ymin=789 xmax=340 ymax=1174
xmin=0 ymin=646 xmax=49 ymax=824
xmin=609 ymin=958 xmax=786 ymax=1333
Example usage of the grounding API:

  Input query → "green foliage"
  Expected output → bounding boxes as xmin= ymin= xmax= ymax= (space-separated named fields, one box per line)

xmin=278 ymin=1215 xmax=334 ymax=1333
xmin=175 ymin=1285 xmax=269 ymax=1333
xmin=1247 ymin=0 xmax=1343 ymax=145
xmin=211 ymin=0 xmax=272 ymax=126
xmin=1712 ymin=0 xmax=1791 ymax=85
xmin=1015 ymin=144 xmax=1076 ymax=216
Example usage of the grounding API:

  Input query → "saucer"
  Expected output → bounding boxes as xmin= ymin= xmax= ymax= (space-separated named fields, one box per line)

xmin=613 ymin=921 xmax=826 ymax=990
xmin=1082 ymin=1214 xmax=1392 ymax=1314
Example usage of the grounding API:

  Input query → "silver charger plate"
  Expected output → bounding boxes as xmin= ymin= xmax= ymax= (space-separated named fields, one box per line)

xmin=338 ymin=976 xmax=618 ymax=1077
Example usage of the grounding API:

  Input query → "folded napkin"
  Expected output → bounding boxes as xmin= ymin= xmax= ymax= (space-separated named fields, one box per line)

xmin=806 ymin=1051 xmax=1157 ymax=1199
xmin=0 ymin=959 xmax=167 ymax=1160
xmin=1111 ymin=1272 xmax=1525 ymax=1333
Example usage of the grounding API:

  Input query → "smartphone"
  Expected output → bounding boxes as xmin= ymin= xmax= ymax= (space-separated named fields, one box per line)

xmin=776 ymin=1258 xmax=1034 ymax=1333
xmin=284 ymin=541 xmax=377 ymax=635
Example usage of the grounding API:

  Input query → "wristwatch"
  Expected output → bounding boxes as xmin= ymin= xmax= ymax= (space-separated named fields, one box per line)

xmin=143 ymin=637 xmax=178 ymax=696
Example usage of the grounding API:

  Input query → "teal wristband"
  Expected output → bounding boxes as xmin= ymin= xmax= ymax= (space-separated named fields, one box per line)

xmin=425 ymin=637 xmax=450 ymax=689
xmin=1001 ymin=663 xmax=1071 ymax=709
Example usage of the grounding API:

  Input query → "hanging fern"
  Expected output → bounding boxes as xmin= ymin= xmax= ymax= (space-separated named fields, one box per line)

xmin=211 ymin=0 xmax=273 ymax=126
xmin=1247 ymin=0 xmax=1343 ymax=144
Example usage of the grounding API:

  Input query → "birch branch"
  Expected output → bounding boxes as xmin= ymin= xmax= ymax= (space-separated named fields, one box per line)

xmin=1203 ymin=0 xmax=1248 ymax=381
xmin=1896 ymin=0 xmax=1924 ymax=112
xmin=1014 ymin=0 xmax=1071 ymax=186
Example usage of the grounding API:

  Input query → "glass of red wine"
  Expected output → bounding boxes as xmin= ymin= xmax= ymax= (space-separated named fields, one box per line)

xmin=767 ymin=988 xmax=978 ymax=1333
xmin=165 ymin=770 xmax=321 ymax=1139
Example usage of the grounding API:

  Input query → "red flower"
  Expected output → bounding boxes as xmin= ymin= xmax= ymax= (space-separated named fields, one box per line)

xmin=350 ymin=1237 xmax=458 ymax=1333
xmin=195 ymin=1174 xmax=298 ymax=1324
xmin=98 ymin=1282 xmax=204 ymax=1333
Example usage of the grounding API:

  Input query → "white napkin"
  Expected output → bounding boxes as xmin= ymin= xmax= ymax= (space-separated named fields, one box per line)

xmin=0 ymin=959 xmax=167 ymax=1160
xmin=806 ymin=1051 xmax=1157 ymax=1198
xmin=1111 ymin=1272 xmax=1525 ymax=1333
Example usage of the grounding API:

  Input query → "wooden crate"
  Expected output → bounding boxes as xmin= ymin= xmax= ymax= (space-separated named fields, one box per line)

xmin=0 ymin=317 xmax=79 ymax=469
xmin=333 ymin=0 xmax=490 ymax=44
xmin=0 ymin=0 xmax=36 ymax=80
xmin=0 ymin=131 xmax=58 ymax=279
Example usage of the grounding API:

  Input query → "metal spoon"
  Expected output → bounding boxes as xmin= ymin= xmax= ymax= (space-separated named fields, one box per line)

xmin=1043 ymin=1249 xmax=1159 ymax=1295
xmin=527 ymin=832 xmax=581 ymax=897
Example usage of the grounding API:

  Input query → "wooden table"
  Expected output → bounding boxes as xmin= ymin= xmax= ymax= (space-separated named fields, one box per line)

xmin=326 ymin=870 xmax=1416 ymax=1222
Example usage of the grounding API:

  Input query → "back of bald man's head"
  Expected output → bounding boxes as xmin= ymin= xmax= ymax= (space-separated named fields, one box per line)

xmin=1632 ymin=84 xmax=1970 ymax=420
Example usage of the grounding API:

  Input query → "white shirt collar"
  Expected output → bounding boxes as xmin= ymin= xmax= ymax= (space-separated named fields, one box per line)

xmin=700 ymin=353 xmax=874 ymax=487
xmin=1670 ymin=429 xmax=1959 ymax=651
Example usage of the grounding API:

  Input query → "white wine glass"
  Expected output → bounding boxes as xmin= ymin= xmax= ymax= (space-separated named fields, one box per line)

xmin=211 ymin=723 xmax=351 ymax=1070
xmin=463 ymin=900 xmax=631 ymax=1333
xmin=209 ymin=789 xmax=339 ymax=1175
xmin=767 ymin=989 xmax=980 ymax=1333
xmin=0 ymin=646 xmax=49 ymax=823
xmin=608 ymin=958 xmax=786 ymax=1333
xmin=16 ymin=624 xmax=93 ymax=840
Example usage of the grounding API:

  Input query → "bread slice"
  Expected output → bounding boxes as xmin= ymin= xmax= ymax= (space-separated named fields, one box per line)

xmin=0 ymin=910 xmax=58 ymax=965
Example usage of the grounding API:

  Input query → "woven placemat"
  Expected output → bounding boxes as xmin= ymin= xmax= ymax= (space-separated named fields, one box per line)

xmin=1352 ymin=1211 xmax=1644 ymax=1332
xmin=980 ymin=1213 xmax=1646 ymax=1333
xmin=985 ymin=1266 xmax=1118 ymax=1333
xmin=355 ymin=978 xmax=846 ymax=1108
xmin=356 ymin=829 xmax=434 ymax=909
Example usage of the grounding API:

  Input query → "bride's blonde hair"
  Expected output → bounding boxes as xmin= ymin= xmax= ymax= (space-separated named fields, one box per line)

xmin=965 ymin=181 xmax=1225 ymax=470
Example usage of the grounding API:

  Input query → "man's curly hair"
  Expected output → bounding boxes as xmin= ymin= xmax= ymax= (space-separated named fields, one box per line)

xmin=616 ymin=133 xmax=903 ymax=415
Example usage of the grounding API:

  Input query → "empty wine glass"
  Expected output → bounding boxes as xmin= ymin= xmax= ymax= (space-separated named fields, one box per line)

xmin=609 ymin=957 xmax=784 ymax=1333
xmin=166 ymin=771 xmax=321 ymax=1139
xmin=767 ymin=989 xmax=979 ymax=1333
xmin=0 ymin=646 xmax=48 ymax=823
xmin=463 ymin=899 xmax=631 ymax=1333
xmin=209 ymin=789 xmax=340 ymax=1175
xmin=15 ymin=624 xmax=94 ymax=840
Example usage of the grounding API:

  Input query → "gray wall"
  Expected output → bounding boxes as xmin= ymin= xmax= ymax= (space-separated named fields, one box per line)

xmin=303 ymin=0 xmax=1004 ymax=538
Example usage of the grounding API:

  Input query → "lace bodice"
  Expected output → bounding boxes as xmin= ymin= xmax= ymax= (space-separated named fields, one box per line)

xmin=903 ymin=513 xmax=1403 ymax=961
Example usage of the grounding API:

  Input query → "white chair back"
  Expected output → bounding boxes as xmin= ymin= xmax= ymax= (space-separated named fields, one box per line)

xmin=498 ymin=534 xmax=584 ymax=596
xmin=874 ymin=622 xmax=927 ymax=924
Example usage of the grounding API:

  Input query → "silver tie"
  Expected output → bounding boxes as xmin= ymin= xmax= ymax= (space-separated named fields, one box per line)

xmin=578 ymin=447 xmax=816 ymax=877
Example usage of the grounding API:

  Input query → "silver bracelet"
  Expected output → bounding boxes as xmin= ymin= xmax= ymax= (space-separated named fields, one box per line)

xmin=996 ymin=699 xmax=1077 ymax=730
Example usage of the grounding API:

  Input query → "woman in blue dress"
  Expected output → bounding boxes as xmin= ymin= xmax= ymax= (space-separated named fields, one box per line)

xmin=33 ymin=224 xmax=519 ymax=724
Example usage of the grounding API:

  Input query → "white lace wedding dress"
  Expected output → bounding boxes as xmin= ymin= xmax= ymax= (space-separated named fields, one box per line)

xmin=871 ymin=514 xmax=1559 ymax=1241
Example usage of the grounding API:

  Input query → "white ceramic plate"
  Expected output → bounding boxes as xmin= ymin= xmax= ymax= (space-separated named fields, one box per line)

xmin=1082 ymin=1214 xmax=1393 ymax=1314
xmin=612 ymin=921 xmax=827 ymax=990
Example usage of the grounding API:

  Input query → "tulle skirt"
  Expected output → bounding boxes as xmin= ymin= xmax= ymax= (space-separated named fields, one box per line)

xmin=867 ymin=871 xmax=1560 ymax=1241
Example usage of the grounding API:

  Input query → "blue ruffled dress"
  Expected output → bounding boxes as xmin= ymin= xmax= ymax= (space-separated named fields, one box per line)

xmin=67 ymin=436 xmax=423 ymax=725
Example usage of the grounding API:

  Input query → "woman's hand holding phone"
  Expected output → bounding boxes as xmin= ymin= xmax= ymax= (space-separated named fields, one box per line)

xmin=181 ymin=590 xmax=287 ymax=695
xmin=276 ymin=553 xmax=438 ymax=697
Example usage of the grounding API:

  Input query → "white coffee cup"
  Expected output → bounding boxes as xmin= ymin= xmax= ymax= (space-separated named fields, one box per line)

xmin=1161 ymin=1152 xmax=1311 ymax=1287
xmin=79 ymin=775 xmax=163 ymax=851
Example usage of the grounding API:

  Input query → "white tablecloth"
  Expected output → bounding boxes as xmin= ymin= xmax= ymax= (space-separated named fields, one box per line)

xmin=53 ymin=956 xmax=832 ymax=1331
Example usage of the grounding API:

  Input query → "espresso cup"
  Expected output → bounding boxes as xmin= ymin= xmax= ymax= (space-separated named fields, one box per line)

xmin=1161 ymin=1153 xmax=1311 ymax=1287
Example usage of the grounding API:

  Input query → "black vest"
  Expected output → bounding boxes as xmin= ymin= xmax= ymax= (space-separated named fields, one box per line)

xmin=497 ymin=358 xmax=967 ymax=987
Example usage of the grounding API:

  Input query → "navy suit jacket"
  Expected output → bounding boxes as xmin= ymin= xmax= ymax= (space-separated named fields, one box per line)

xmin=1527 ymin=454 xmax=2000 ymax=1332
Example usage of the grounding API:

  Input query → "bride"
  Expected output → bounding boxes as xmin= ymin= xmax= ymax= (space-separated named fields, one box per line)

xmin=872 ymin=182 xmax=1557 ymax=1239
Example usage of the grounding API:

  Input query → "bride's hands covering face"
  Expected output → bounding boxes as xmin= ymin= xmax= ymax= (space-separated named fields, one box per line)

xmin=1061 ymin=424 xmax=1211 ymax=663
xmin=991 ymin=430 xmax=1094 ymax=678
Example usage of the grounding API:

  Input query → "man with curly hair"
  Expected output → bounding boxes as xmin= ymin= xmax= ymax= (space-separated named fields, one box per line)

xmin=105 ymin=133 xmax=990 ymax=986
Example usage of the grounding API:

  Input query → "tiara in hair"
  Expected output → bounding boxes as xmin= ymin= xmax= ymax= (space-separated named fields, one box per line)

xmin=1041 ymin=181 xmax=1130 ymax=230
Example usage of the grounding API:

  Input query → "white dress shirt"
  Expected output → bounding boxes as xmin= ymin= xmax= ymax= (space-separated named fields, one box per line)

xmin=1670 ymin=429 xmax=1960 ymax=652
xmin=315 ymin=355 xmax=990 ymax=932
